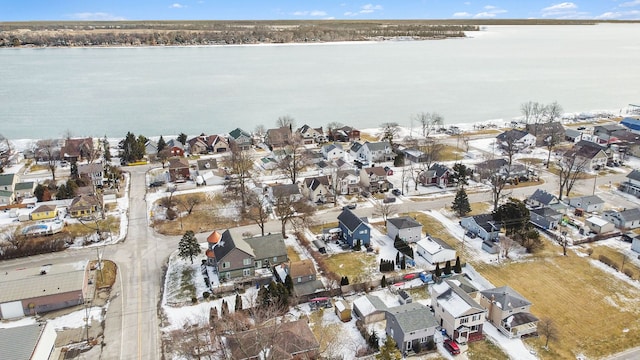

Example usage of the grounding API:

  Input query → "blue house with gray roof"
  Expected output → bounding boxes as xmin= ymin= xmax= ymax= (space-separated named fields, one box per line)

xmin=337 ymin=208 xmax=370 ymax=247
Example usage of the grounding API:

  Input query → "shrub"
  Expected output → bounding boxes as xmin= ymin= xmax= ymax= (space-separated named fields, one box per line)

xmin=191 ymin=296 xmax=198 ymax=304
xmin=202 ymin=292 xmax=210 ymax=300
xmin=586 ymin=248 xmax=594 ymax=257
xmin=166 ymin=207 xmax=177 ymax=220
xmin=426 ymin=338 xmax=436 ymax=350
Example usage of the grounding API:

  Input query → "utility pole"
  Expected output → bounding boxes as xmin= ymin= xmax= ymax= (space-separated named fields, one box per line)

xmin=592 ymin=172 xmax=598 ymax=195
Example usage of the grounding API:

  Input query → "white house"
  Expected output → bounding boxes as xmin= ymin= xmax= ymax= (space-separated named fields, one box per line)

xmin=430 ymin=279 xmax=486 ymax=344
xmin=359 ymin=141 xmax=395 ymax=164
xmin=632 ymin=237 xmax=640 ymax=253
xmin=321 ymin=143 xmax=344 ymax=161
xmin=416 ymin=236 xmax=456 ymax=265
xmin=496 ymin=129 xmax=536 ymax=150
xmin=567 ymin=195 xmax=604 ymax=213
xmin=603 ymin=208 xmax=640 ymax=229
xmin=387 ymin=216 xmax=423 ymax=243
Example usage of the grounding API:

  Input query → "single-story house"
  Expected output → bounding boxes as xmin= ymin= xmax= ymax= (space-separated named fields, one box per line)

xmin=287 ymin=260 xmax=325 ymax=297
xmin=416 ymin=236 xmax=456 ymax=266
xmin=68 ymin=194 xmax=100 ymax=218
xmin=387 ymin=216 xmax=423 ymax=243
xmin=496 ymin=129 xmax=536 ymax=150
xmin=479 ymin=286 xmax=538 ymax=339
xmin=603 ymin=208 xmax=640 ymax=230
xmin=526 ymin=189 xmax=558 ymax=208
xmin=30 ymin=204 xmax=58 ymax=221
xmin=585 ymin=216 xmax=615 ymax=234
xmin=321 ymin=143 xmax=344 ymax=161
xmin=419 ymin=163 xmax=452 ymax=188
xmin=567 ymin=195 xmax=605 ymax=213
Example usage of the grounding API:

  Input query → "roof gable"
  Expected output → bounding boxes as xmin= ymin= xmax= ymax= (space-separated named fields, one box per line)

xmin=338 ymin=208 xmax=367 ymax=232
xmin=213 ymin=229 xmax=255 ymax=261
xmin=387 ymin=302 xmax=438 ymax=333
xmin=387 ymin=216 xmax=422 ymax=230
xmin=480 ymin=286 xmax=532 ymax=311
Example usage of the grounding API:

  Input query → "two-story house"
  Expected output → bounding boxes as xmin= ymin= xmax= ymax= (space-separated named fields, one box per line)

xmin=360 ymin=167 xmax=391 ymax=193
xmin=359 ymin=141 xmax=395 ymax=164
xmin=265 ymin=126 xmax=292 ymax=148
xmin=567 ymin=195 xmax=605 ymax=213
xmin=321 ymin=143 xmax=344 ymax=161
xmin=211 ymin=229 xmax=255 ymax=280
xmin=387 ymin=216 xmax=423 ymax=243
xmin=187 ymin=136 xmax=209 ymax=155
xmin=336 ymin=170 xmax=360 ymax=195
xmin=244 ymin=233 xmax=288 ymax=269
xmin=78 ymin=163 xmax=104 ymax=188
xmin=61 ymin=137 xmax=94 ymax=163
xmin=430 ymin=278 xmax=486 ymax=344
xmin=301 ymin=175 xmax=334 ymax=204
xmin=0 ymin=173 xmax=17 ymax=205
xmin=166 ymin=139 xmax=185 ymax=157
xmin=168 ymin=157 xmax=190 ymax=183
xmin=337 ymin=208 xmax=370 ymax=247
xmin=207 ymin=135 xmax=229 ymax=153
xmin=564 ymin=145 xmax=608 ymax=170
xmin=296 ymin=124 xmax=324 ymax=145
xmin=479 ymin=286 xmax=538 ymax=339
xmin=385 ymin=302 xmax=438 ymax=354
xmin=228 ymin=128 xmax=253 ymax=151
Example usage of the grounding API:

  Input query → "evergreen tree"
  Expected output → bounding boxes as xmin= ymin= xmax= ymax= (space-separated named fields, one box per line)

xmin=157 ymin=135 xmax=167 ymax=152
xmin=444 ymin=260 xmax=452 ymax=275
xmin=102 ymin=136 xmax=111 ymax=162
xmin=221 ymin=299 xmax=229 ymax=316
xmin=34 ymin=184 xmax=46 ymax=202
xmin=434 ymin=263 xmax=442 ymax=277
xmin=70 ymin=162 xmax=78 ymax=179
xmin=393 ymin=152 xmax=405 ymax=167
xmin=284 ymin=274 xmax=294 ymax=294
xmin=235 ymin=294 xmax=243 ymax=311
xmin=341 ymin=276 xmax=350 ymax=286
xmin=368 ymin=330 xmax=380 ymax=351
xmin=396 ymin=251 xmax=400 ymax=264
xmin=381 ymin=275 xmax=387 ymax=288
xmin=400 ymin=255 xmax=406 ymax=270
xmin=454 ymin=256 xmax=462 ymax=273
xmin=452 ymin=187 xmax=471 ymax=217
xmin=177 ymin=132 xmax=188 ymax=145
xmin=376 ymin=335 xmax=402 ymax=360
xmin=178 ymin=230 xmax=201 ymax=264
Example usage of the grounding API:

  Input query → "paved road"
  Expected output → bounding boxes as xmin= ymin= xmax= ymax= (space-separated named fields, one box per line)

xmin=1 ymin=155 xmax=636 ymax=360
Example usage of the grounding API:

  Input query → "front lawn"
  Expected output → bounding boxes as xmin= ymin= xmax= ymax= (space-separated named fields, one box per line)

xmin=467 ymin=339 xmax=509 ymax=360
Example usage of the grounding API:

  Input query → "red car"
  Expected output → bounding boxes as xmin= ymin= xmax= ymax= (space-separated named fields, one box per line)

xmin=444 ymin=339 xmax=460 ymax=355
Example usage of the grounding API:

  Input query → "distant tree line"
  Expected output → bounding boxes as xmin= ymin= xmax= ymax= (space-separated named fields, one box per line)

xmin=0 ymin=22 xmax=478 ymax=47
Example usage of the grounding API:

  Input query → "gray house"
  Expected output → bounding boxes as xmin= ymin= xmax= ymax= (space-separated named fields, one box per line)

xmin=526 ymin=189 xmax=558 ymax=208
xmin=567 ymin=195 xmax=604 ymax=213
xmin=460 ymin=214 xmax=500 ymax=242
xmin=387 ymin=216 xmax=423 ymax=243
xmin=529 ymin=207 xmax=562 ymax=230
xmin=479 ymin=286 xmax=538 ymax=339
xmin=228 ymin=128 xmax=253 ymax=151
xmin=211 ymin=230 xmax=255 ymax=280
xmin=603 ymin=208 xmax=640 ymax=229
xmin=621 ymin=170 xmax=640 ymax=197
xmin=244 ymin=233 xmax=288 ymax=269
xmin=385 ymin=302 xmax=438 ymax=354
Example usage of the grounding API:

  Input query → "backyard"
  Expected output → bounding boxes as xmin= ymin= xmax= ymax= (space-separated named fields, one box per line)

xmin=472 ymin=249 xmax=640 ymax=359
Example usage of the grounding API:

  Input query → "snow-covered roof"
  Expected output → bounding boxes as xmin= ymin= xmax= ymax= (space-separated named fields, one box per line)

xmin=353 ymin=294 xmax=387 ymax=317
xmin=335 ymin=300 xmax=348 ymax=312
xmin=433 ymin=280 xmax=484 ymax=318
xmin=417 ymin=236 xmax=454 ymax=255
xmin=586 ymin=216 xmax=609 ymax=227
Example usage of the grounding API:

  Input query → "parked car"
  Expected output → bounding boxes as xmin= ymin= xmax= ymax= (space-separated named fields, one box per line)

xmin=577 ymin=126 xmax=586 ymax=130
xmin=465 ymin=230 xmax=477 ymax=239
xmin=444 ymin=340 xmax=460 ymax=355
xmin=361 ymin=191 xmax=370 ymax=198
xmin=383 ymin=197 xmax=396 ymax=203
xmin=391 ymin=189 xmax=401 ymax=196
xmin=343 ymin=203 xmax=357 ymax=210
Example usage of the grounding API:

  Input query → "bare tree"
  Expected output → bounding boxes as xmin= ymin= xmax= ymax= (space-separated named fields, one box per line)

xmin=418 ymin=138 xmax=444 ymax=170
xmin=414 ymin=112 xmax=444 ymax=138
xmin=246 ymin=191 xmax=270 ymax=236
xmin=223 ymin=143 xmax=255 ymax=213
xmin=177 ymin=194 xmax=204 ymax=215
xmin=373 ymin=199 xmax=396 ymax=224
xmin=500 ymin=236 xmax=515 ymax=259
xmin=326 ymin=121 xmax=344 ymax=132
xmin=538 ymin=317 xmax=559 ymax=349
xmin=545 ymin=101 xmax=563 ymax=123
xmin=272 ymin=194 xmax=299 ymax=237
xmin=290 ymin=200 xmax=317 ymax=232
xmin=489 ymin=174 xmax=509 ymax=212
xmin=277 ymin=135 xmax=307 ymax=184
xmin=520 ymin=101 xmax=535 ymax=125
xmin=157 ymin=149 xmax=171 ymax=168
xmin=543 ymin=126 xmax=563 ymax=169
xmin=557 ymin=151 xmax=588 ymax=200
xmin=497 ymin=131 xmax=519 ymax=168
xmin=36 ymin=139 xmax=60 ymax=182
xmin=253 ymin=124 xmax=266 ymax=142
xmin=276 ymin=114 xmax=296 ymax=129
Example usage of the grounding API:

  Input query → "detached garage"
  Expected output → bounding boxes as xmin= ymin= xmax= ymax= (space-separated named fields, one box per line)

xmin=416 ymin=236 xmax=456 ymax=265
xmin=0 ymin=262 xmax=89 ymax=319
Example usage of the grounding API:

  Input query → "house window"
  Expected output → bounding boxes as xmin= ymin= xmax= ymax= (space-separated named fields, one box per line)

xmin=243 ymin=268 xmax=251 ymax=276
xmin=243 ymin=258 xmax=251 ymax=266
xmin=222 ymin=262 xmax=230 ymax=269
xmin=297 ymin=277 xmax=302 ymax=283
xmin=273 ymin=256 xmax=278 ymax=262
xmin=460 ymin=317 xmax=469 ymax=324
xmin=470 ymin=325 xmax=479 ymax=331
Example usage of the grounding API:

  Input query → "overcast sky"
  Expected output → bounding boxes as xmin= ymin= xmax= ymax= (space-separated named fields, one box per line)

xmin=2 ymin=1 xmax=640 ymax=21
